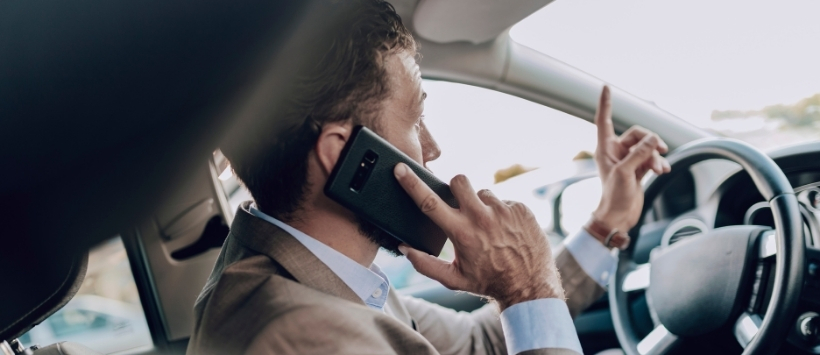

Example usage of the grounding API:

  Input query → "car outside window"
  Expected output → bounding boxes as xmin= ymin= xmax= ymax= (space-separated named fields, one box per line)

xmin=47 ymin=309 xmax=109 ymax=337
xmin=17 ymin=237 xmax=152 ymax=354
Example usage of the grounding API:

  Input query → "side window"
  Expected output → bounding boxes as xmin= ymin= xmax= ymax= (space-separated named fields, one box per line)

xmin=376 ymin=80 xmax=600 ymax=290
xmin=18 ymin=237 xmax=153 ymax=354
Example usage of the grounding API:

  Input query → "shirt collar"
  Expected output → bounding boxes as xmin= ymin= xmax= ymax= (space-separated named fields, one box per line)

xmin=248 ymin=204 xmax=391 ymax=310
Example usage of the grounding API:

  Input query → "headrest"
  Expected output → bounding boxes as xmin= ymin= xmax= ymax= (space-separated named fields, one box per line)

xmin=0 ymin=250 xmax=88 ymax=342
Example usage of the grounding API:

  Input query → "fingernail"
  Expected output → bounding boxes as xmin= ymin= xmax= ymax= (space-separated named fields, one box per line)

xmin=663 ymin=160 xmax=671 ymax=171
xmin=394 ymin=163 xmax=407 ymax=178
xmin=398 ymin=245 xmax=408 ymax=255
xmin=603 ymin=85 xmax=610 ymax=98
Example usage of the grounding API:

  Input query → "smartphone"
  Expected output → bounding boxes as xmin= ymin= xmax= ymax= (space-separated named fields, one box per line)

xmin=324 ymin=125 xmax=458 ymax=256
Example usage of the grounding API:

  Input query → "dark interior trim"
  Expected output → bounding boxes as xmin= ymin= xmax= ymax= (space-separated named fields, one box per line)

xmin=122 ymin=229 xmax=173 ymax=353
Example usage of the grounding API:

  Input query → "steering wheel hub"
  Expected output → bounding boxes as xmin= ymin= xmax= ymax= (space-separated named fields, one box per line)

xmin=648 ymin=226 xmax=767 ymax=336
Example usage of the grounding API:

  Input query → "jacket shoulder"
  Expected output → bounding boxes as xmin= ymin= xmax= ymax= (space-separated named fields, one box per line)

xmin=190 ymin=255 xmax=437 ymax=354
xmin=187 ymin=255 xmax=301 ymax=353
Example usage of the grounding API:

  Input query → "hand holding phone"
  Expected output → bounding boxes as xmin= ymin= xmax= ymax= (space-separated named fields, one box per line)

xmin=323 ymin=126 xmax=457 ymax=256
xmin=392 ymin=164 xmax=564 ymax=310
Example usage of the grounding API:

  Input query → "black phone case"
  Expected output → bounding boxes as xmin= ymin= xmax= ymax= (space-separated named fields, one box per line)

xmin=324 ymin=126 xmax=458 ymax=256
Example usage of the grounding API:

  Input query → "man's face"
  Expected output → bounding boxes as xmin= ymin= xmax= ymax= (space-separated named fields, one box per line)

xmin=356 ymin=50 xmax=442 ymax=255
xmin=378 ymin=50 xmax=441 ymax=168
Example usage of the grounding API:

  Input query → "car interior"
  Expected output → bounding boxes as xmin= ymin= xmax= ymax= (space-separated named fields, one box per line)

xmin=2 ymin=1 xmax=818 ymax=355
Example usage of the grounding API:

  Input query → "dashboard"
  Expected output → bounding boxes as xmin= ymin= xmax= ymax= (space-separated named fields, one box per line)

xmin=633 ymin=141 xmax=820 ymax=354
xmin=740 ymin=184 xmax=820 ymax=247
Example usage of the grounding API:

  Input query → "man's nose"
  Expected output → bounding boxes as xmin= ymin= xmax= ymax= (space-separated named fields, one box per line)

xmin=420 ymin=121 xmax=441 ymax=164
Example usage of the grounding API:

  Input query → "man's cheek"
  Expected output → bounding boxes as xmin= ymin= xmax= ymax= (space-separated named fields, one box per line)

xmin=410 ymin=137 xmax=425 ymax=163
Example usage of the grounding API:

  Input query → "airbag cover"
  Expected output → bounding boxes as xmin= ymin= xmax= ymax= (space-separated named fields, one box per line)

xmin=648 ymin=226 xmax=764 ymax=336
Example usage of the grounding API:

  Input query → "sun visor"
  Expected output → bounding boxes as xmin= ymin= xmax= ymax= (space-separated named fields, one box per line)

xmin=412 ymin=0 xmax=555 ymax=44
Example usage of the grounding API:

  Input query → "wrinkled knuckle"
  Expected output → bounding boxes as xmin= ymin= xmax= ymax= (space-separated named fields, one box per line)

xmin=420 ymin=194 xmax=439 ymax=213
xmin=476 ymin=213 xmax=494 ymax=230
xmin=509 ymin=201 xmax=529 ymax=215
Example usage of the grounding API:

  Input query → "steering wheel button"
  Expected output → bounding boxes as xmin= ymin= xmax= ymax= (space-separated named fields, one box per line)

xmin=797 ymin=312 xmax=820 ymax=342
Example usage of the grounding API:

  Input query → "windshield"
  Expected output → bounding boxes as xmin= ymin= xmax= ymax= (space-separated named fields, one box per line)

xmin=512 ymin=0 xmax=820 ymax=151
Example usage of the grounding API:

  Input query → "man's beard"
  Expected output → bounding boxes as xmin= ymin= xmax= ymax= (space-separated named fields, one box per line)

xmin=357 ymin=215 xmax=402 ymax=256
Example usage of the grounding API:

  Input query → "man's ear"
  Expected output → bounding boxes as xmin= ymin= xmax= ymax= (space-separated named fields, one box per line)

xmin=314 ymin=123 xmax=351 ymax=177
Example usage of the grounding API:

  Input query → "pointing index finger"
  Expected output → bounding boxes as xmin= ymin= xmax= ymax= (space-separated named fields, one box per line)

xmin=595 ymin=86 xmax=614 ymax=147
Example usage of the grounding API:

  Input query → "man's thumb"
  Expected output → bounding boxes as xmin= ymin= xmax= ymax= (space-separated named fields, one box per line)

xmin=399 ymin=244 xmax=462 ymax=290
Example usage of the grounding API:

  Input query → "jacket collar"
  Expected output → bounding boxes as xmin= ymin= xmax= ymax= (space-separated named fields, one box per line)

xmin=229 ymin=201 xmax=365 ymax=306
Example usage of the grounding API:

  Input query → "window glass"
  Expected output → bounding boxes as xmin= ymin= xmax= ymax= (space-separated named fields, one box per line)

xmin=511 ymin=0 xmax=820 ymax=151
xmin=560 ymin=177 xmax=603 ymax=235
xmin=377 ymin=80 xmax=598 ymax=290
xmin=18 ymin=237 xmax=152 ymax=354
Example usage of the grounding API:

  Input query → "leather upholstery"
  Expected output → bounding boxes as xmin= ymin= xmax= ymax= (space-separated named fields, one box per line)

xmin=0 ymin=252 xmax=88 ymax=342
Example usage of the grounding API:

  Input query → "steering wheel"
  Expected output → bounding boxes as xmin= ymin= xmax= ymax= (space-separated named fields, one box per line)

xmin=610 ymin=138 xmax=806 ymax=355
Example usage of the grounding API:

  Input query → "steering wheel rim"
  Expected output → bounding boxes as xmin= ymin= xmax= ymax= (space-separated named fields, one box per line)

xmin=610 ymin=138 xmax=806 ymax=355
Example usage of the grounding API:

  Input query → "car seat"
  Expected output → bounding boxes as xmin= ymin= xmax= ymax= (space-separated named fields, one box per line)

xmin=0 ymin=249 xmax=101 ymax=355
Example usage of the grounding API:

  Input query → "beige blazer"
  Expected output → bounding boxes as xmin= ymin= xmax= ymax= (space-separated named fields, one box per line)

xmin=187 ymin=202 xmax=604 ymax=354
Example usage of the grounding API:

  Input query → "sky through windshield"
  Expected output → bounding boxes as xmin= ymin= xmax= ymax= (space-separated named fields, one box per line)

xmin=511 ymin=0 xmax=820 ymax=151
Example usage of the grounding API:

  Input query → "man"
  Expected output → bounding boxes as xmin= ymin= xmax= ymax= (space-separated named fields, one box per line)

xmin=187 ymin=1 xmax=670 ymax=354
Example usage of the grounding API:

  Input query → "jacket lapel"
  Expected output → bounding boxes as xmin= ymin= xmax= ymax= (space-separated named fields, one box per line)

xmin=229 ymin=202 xmax=365 ymax=306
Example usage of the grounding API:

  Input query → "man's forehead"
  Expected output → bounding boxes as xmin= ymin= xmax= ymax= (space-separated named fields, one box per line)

xmin=400 ymin=52 xmax=422 ymax=82
xmin=388 ymin=51 xmax=425 ymax=106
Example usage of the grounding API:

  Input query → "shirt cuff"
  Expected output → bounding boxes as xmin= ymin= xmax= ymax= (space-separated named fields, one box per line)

xmin=564 ymin=229 xmax=617 ymax=286
xmin=500 ymin=298 xmax=583 ymax=354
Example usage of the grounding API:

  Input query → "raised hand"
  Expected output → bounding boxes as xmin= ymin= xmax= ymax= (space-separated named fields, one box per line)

xmin=393 ymin=164 xmax=563 ymax=310
xmin=591 ymin=86 xmax=671 ymax=237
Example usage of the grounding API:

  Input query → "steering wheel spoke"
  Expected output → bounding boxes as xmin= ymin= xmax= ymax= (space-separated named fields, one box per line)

xmin=623 ymin=263 xmax=651 ymax=292
xmin=734 ymin=312 xmax=762 ymax=348
xmin=759 ymin=230 xmax=777 ymax=259
xmin=636 ymin=325 xmax=680 ymax=355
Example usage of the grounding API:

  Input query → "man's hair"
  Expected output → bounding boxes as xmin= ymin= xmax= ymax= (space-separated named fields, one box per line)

xmin=222 ymin=0 xmax=416 ymax=220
